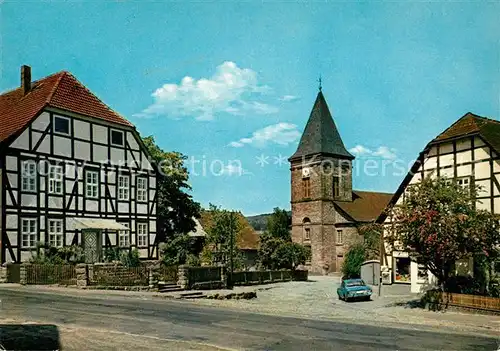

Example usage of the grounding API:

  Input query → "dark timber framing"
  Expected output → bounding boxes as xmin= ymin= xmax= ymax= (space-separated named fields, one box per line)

xmin=1 ymin=109 xmax=158 ymax=263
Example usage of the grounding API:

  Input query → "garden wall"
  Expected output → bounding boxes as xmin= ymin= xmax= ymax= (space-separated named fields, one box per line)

xmin=423 ymin=290 xmax=500 ymax=313
xmin=178 ymin=266 xmax=309 ymax=290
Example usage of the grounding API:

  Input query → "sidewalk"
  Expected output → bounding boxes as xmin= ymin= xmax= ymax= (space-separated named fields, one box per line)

xmin=0 ymin=283 xmax=261 ymax=301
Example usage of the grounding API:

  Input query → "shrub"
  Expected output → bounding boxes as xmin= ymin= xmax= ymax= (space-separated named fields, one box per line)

xmin=341 ymin=244 xmax=366 ymax=279
xmin=186 ymin=254 xmax=201 ymax=267
xmin=30 ymin=243 xmax=84 ymax=264
xmin=120 ymin=249 xmax=141 ymax=268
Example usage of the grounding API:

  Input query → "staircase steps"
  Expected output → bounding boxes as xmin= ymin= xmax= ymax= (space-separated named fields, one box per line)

xmin=179 ymin=291 xmax=205 ymax=299
xmin=158 ymin=282 xmax=184 ymax=293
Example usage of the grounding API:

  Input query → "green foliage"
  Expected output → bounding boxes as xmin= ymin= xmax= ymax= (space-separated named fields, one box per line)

xmin=186 ymin=254 xmax=201 ymax=267
xmin=121 ymin=249 xmax=141 ymax=267
xmin=160 ymin=234 xmax=196 ymax=265
xmin=341 ymin=244 xmax=366 ymax=279
xmin=358 ymin=223 xmax=382 ymax=260
xmin=258 ymin=208 xmax=309 ymax=270
xmin=266 ymin=207 xmax=291 ymax=240
xmin=30 ymin=243 xmax=84 ymax=264
xmin=142 ymin=136 xmax=201 ymax=241
xmin=270 ymin=242 xmax=310 ymax=270
xmin=104 ymin=247 xmax=141 ymax=267
xmin=104 ymin=247 xmax=121 ymax=262
xmin=258 ymin=234 xmax=284 ymax=269
xmin=387 ymin=176 xmax=500 ymax=286
xmin=203 ymin=204 xmax=244 ymax=269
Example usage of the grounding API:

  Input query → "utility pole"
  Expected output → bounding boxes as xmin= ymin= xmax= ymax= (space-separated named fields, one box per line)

xmin=378 ymin=227 xmax=384 ymax=297
xmin=228 ymin=211 xmax=235 ymax=289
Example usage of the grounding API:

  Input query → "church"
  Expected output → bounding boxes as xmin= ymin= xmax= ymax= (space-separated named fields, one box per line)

xmin=288 ymin=88 xmax=392 ymax=275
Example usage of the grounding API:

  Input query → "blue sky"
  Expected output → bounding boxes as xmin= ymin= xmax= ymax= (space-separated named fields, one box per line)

xmin=2 ymin=1 xmax=499 ymax=215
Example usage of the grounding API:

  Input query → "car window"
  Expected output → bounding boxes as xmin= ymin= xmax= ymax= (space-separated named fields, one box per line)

xmin=345 ymin=280 xmax=365 ymax=287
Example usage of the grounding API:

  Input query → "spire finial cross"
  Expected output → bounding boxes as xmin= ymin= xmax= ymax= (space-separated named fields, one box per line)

xmin=318 ymin=75 xmax=322 ymax=92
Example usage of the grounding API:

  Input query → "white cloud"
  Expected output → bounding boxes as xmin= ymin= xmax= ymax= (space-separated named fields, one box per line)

xmin=349 ymin=145 xmax=398 ymax=160
xmin=229 ymin=123 xmax=301 ymax=148
xmin=349 ymin=145 xmax=373 ymax=156
xmin=372 ymin=146 xmax=397 ymax=160
xmin=135 ymin=61 xmax=277 ymax=120
xmin=279 ymin=95 xmax=300 ymax=102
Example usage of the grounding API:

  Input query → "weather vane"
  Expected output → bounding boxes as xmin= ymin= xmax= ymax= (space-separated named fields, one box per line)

xmin=318 ymin=75 xmax=322 ymax=92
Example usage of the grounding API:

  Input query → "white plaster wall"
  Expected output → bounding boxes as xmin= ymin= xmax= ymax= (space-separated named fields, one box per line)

xmin=53 ymin=136 xmax=72 ymax=157
xmin=74 ymin=120 xmax=90 ymax=140
xmin=74 ymin=140 xmax=91 ymax=161
xmin=32 ymin=112 xmax=50 ymax=130
xmin=93 ymin=125 xmax=107 ymax=143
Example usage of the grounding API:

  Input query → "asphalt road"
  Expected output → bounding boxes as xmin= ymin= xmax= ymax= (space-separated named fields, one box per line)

xmin=0 ymin=287 xmax=498 ymax=351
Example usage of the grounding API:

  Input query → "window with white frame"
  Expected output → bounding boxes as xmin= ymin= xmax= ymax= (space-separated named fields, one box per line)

xmin=118 ymin=223 xmax=130 ymax=247
xmin=21 ymin=218 xmax=37 ymax=248
xmin=21 ymin=161 xmax=37 ymax=192
xmin=54 ymin=116 xmax=70 ymax=135
xmin=48 ymin=219 xmax=63 ymax=247
xmin=118 ymin=175 xmax=130 ymax=200
xmin=137 ymin=223 xmax=148 ymax=247
xmin=85 ymin=171 xmax=99 ymax=198
xmin=111 ymin=130 xmax=124 ymax=146
xmin=48 ymin=165 xmax=63 ymax=194
xmin=457 ymin=176 xmax=471 ymax=189
xmin=336 ymin=229 xmax=343 ymax=245
xmin=137 ymin=177 xmax=147 ymax=202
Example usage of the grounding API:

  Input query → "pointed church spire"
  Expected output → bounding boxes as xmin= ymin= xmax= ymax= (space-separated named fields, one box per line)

xmin=318 ymin=75 xmax=322 ymax=92
xmin=289 ymin=90 xmax=354 ymax=161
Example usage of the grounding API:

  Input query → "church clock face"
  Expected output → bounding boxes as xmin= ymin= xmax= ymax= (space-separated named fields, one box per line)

xmin=302 ymin=167 xmax=311 ymax=178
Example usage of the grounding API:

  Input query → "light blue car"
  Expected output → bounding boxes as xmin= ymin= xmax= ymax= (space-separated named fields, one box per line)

xmin=337 ymin=278 xmax=372 ymax=302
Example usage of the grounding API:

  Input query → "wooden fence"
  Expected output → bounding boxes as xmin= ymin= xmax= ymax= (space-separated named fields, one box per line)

xmin=425 ymin=290 xmax=500 ymax=312
xmin=157 ymin=265 xmax=178 ymax=283
xmin=25 ymin=264 xmax=77 ymax=285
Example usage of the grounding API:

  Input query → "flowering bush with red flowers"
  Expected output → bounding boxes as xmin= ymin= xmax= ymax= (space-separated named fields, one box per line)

xmin=386 ymin=176 xmax=500 ymax=288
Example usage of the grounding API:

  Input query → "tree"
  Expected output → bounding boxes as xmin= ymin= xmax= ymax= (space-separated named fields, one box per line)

xmin=202 ymin=204 xmax=243 ymax=269
xmin=266 ymin=208 xmax=291 ymax=240
xmin=142 ymin=136 xmax=201 ymax=241
xmin=358 ymin=223 xmax=383 ymax=261
xmin=258 ymin=208 xmax=310 ymax=269
xmin=159 ymin=234 xmax=196 ymax=266
xmin=387 ymin=176 xmax=500 ymax=287
xmin=271 ymin=242 xmax=310 ymax=270
xmin=341 ymin=243 xmax=366 ymax=279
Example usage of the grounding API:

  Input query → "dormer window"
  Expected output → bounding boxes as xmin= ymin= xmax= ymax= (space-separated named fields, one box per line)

xmin=54 ymin=116 xmax=70 ymax=135
xmin=111 ymin=130 xmax=124 ymax=146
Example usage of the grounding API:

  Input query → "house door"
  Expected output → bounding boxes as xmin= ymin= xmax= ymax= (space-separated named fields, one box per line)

xmin=82 ymin=230 xmax=102 ymax=263
xmin=336 ymin=255 xmax=344 ymax=273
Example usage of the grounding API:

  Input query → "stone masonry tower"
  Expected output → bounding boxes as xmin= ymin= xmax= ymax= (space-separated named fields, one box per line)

xmin=288 ymin=89 xmax=355 ymax=275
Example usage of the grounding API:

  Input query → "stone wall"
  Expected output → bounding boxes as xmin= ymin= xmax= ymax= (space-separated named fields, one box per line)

xmin=0 ymin=266 xmax=6 ymax=283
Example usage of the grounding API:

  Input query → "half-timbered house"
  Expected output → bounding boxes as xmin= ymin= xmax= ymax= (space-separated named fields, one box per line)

xmin=0 ymin=66 xmax=158 ymax=263
xmin=377 ymin=112 xmax=500 ymax=292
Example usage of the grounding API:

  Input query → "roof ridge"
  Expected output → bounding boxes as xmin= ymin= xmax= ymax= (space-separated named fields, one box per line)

xmin=472 ymin=113 xmax=500 ymax=125
xmin=0 ymin=70 xmax=66 ymax=97
xmin=45 ymin=71 xmax=66 ymax=104
xmin=52 ymin=71 xmax=131 ymax=125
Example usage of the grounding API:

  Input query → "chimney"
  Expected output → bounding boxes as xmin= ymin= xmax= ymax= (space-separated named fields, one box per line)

xmin=21 ymin=65 xmax=31 ymax=95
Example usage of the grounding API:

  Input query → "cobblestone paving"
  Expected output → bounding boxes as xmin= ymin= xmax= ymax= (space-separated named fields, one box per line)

xmin=193 ymin=276 xmax=500 ymax=337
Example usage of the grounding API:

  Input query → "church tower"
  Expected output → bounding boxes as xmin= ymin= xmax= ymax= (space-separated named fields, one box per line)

xmin=289 ymin=88 xmax=355 ymax=274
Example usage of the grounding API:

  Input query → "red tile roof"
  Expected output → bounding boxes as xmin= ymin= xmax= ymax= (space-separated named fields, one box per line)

xmin=0 ymin=71 xmax=132 ymax=143
xmin=334 ymin=190 xmax=393 ymax=223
